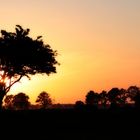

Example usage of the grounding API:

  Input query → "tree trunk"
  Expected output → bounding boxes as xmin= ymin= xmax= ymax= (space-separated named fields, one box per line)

xmin=0 ymin=90 xmax=6 ymax=110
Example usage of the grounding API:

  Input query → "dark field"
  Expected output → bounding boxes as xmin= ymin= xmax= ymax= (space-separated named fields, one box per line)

xmin=0 ymin=108 xmax=139 ymax=140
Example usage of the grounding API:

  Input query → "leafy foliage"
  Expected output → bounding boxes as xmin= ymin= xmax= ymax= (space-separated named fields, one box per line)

xmin=85 ymin=90 xmax=99 ymax=105
xmin=4 ymin=94 xmax=14 ymax=109
xmin=36 ymin=91 xmax=52 ymax=109
xmin=0 ymin=25 xmax=59 ymax=108
xmin=12 ymin=92 xmax=30 ymax=110
xmin=85 ymin=86 xmax=140 ymax=109
xmin=0 ymin=25 xmax=59 ymax=94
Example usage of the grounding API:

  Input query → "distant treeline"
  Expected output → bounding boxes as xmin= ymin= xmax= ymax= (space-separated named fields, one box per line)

xmin=75 ymin=86 xmax=140 ymax=109
xmin=3 ymin=91 xmax=52 ymax=110
xmin=3 ymin=86 xmax=140 ymax=110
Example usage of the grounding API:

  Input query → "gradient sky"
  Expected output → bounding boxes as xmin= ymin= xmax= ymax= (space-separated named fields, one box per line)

xmin=0 ymin=0 xmax=140 ymax=104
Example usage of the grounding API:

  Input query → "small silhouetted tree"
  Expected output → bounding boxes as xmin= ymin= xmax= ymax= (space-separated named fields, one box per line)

xmin=117 ymin=88 xmax=127 ymax=106
xmin=85 ymin=90 xmax=99 ymax=106
xmin=36 ymin=91 xmax=52 ymax=109
xmin=127 ymin=86 xmax=140 ymax=108
xmin=108 ymin=87 xmax=127 ymax=108
xmin=4 ymin=95 xmax=14 ymax=109
xmin=108 ymin=88 xmax=120 ymax=108
xmin=0 ymin=25 xmax=59 ymax=109
xmin=75 ymin=100 xmax=84 ymax=109
xmin=99 ymin=90 xmax=108 ymax=108
xmin=127 ymin=86 xmax=140 ymax=100
xmin=12 ymin=92 xmax=30 ymax=110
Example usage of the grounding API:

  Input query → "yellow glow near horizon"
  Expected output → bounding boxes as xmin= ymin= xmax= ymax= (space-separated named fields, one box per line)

xmin=0 ymin=0 xmax=140 ymax=104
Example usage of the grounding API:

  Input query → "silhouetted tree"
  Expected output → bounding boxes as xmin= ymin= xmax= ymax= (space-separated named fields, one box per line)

xmin=36 ymin=91 xmax=52 ymax=109
xmin=117 ymin=88 xmax=127 ymax=106
xmin=75 ymin=100 xmax=84 ymax=109
xmin=12 ymin=92 xmax=30 ymax=110
xmin=85 ymin=90 xmax=99 ymax=106
xmin=108 ymin=88 xmax=121 ymax=108
xmin=4 ymin=94 xmax=14 ymax=109
xmin=99 ymin=90 xmax=108 ymax=108
xmin=0 ymin=25 xmax=59 ymax=109
xmin=127 ymin=86 xmax=140 ymax=108
xmin=127 ymin=86 xmax=140 ymax=100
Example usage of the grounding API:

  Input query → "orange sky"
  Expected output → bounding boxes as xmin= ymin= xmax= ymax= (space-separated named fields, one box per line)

xmin=0 ymin=0 xmax=140 ymax=104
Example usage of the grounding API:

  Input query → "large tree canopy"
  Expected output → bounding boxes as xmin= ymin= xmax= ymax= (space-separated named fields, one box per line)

xmin=0 ymin=25 xmax=59 ymax=107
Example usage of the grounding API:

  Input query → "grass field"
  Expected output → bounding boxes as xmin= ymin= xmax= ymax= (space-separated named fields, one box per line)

xmin=0 ymin=108 xmax=139 ymax=140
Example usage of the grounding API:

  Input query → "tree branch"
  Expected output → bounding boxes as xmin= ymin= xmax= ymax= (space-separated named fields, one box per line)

xmin=5 ymin=75 xmax=23 ymax=93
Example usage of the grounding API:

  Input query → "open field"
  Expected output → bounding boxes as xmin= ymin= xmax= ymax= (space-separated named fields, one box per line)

xmin=0 ymin=108 xmax=139 ymax=140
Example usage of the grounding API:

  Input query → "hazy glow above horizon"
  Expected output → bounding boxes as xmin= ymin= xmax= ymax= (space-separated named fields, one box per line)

xmin=0 ymin=0 xmax=140 ymax=104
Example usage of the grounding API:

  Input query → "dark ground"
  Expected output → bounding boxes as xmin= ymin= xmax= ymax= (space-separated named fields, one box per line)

xmin=0 ymin=108 xmax=139 ymax=140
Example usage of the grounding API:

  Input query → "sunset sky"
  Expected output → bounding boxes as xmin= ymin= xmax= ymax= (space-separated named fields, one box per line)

xmin=0 ymin=0 xmax=140 ymax=104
